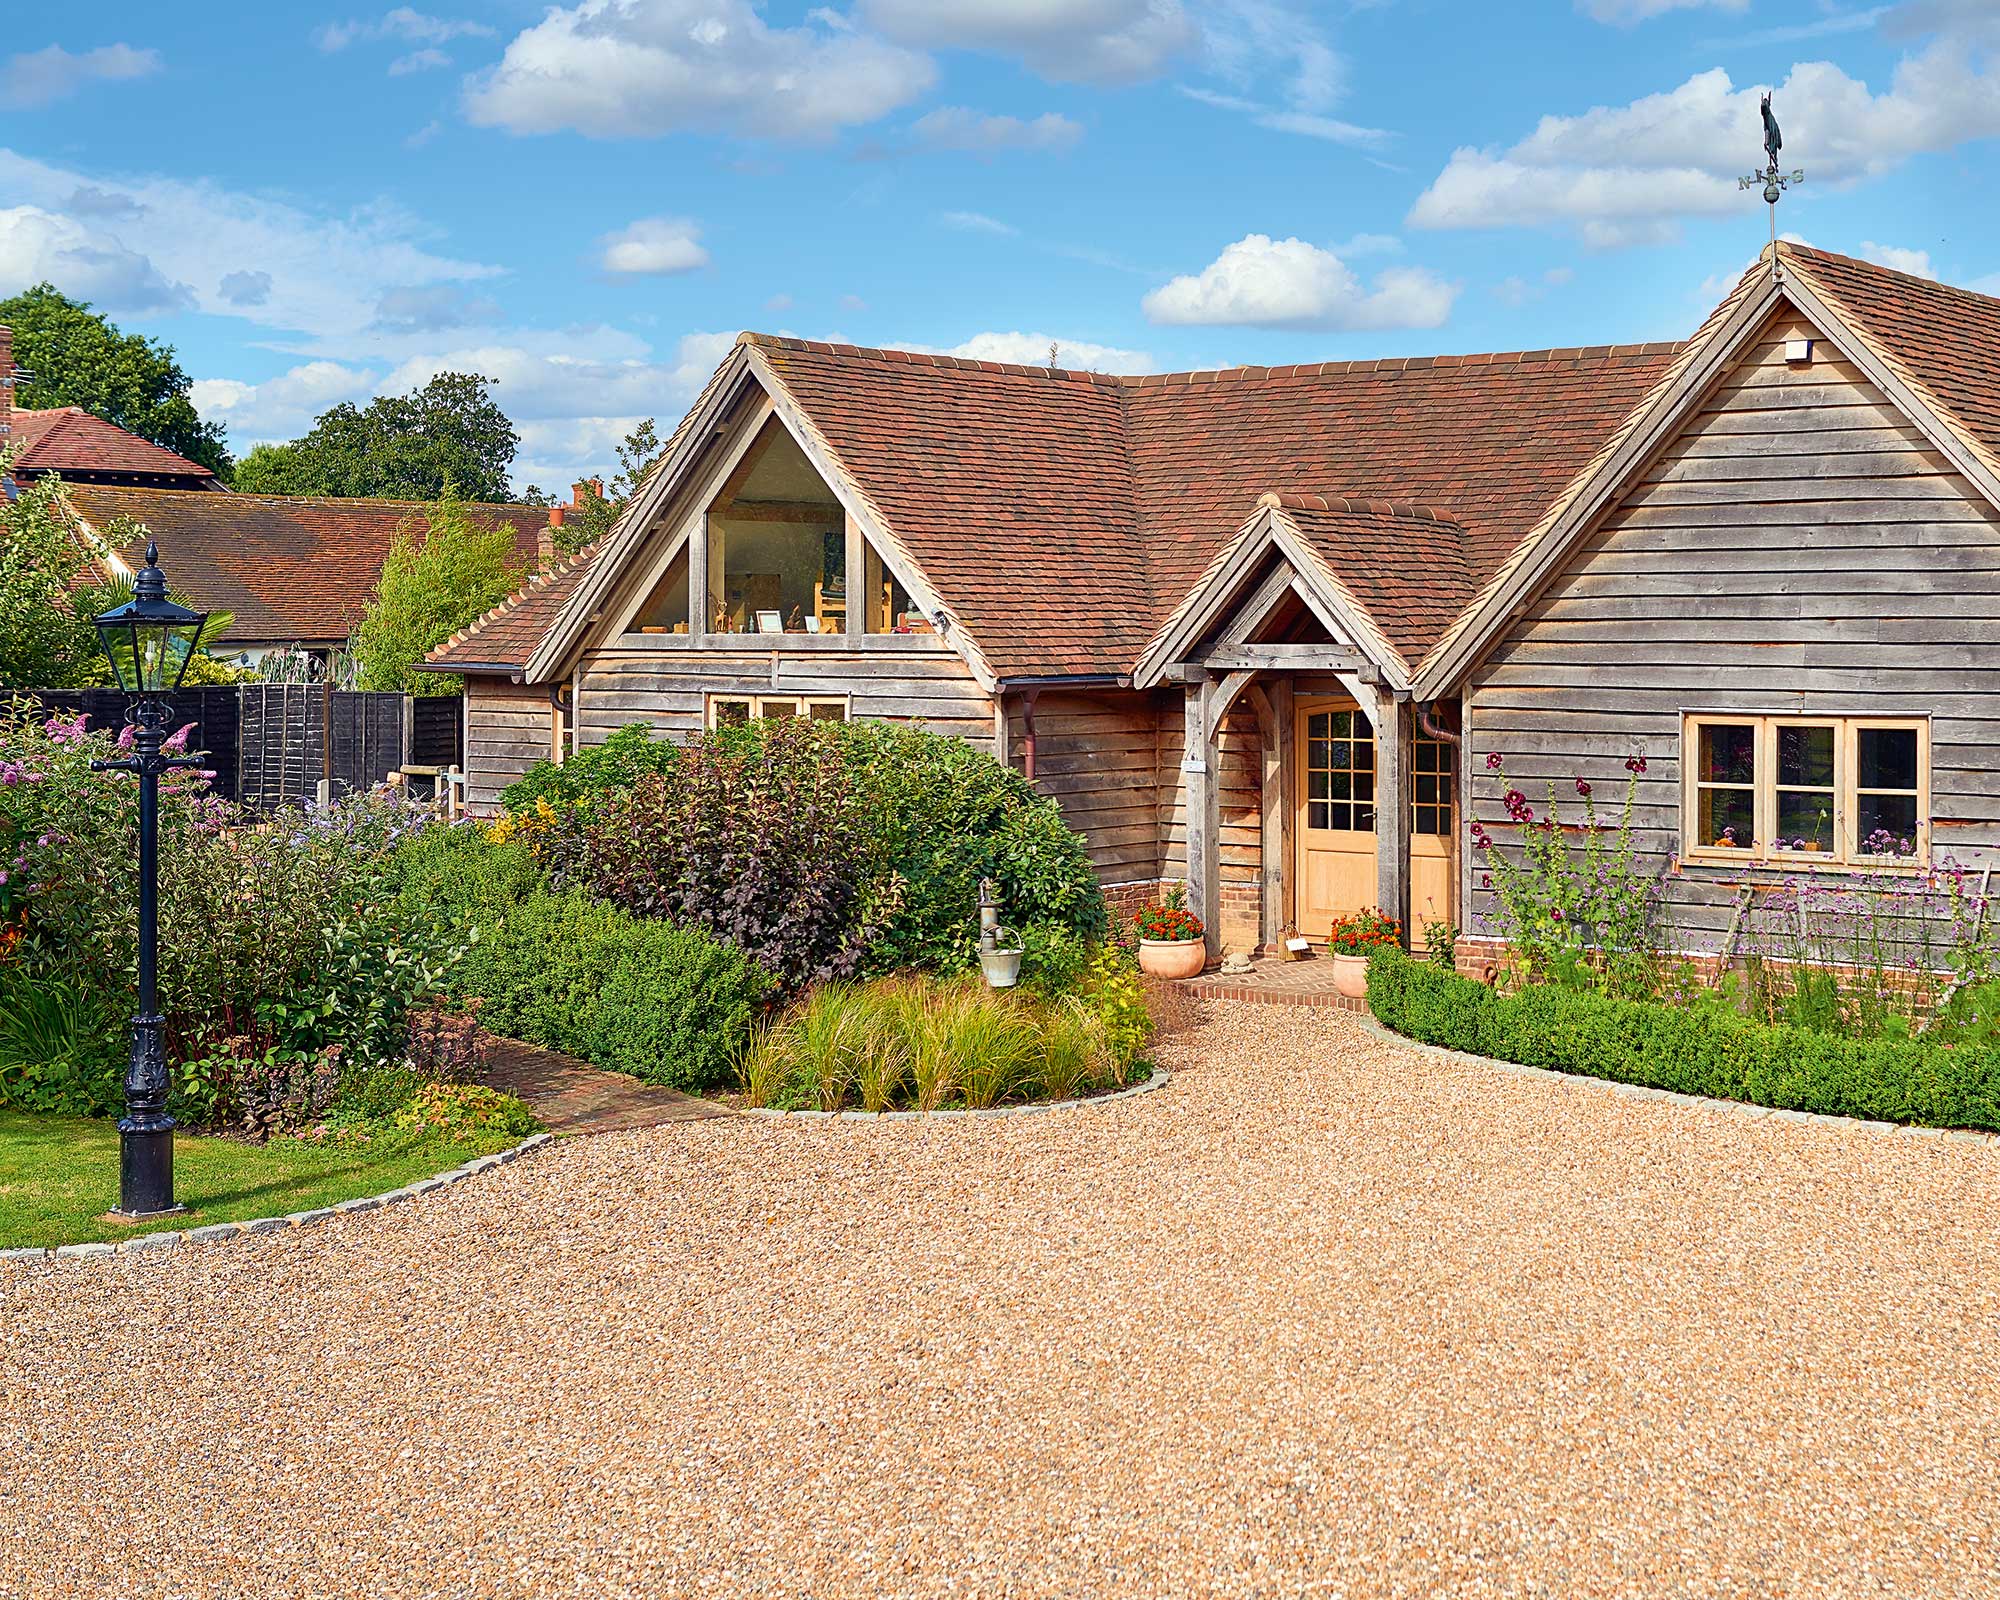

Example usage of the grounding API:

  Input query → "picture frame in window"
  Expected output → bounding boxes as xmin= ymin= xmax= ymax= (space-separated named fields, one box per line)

xmin=754 ymin=609 xmax=784 ymax=634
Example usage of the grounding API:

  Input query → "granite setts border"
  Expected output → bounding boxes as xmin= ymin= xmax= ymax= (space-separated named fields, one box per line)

xmin=740 ymin=1067 xmax=1172 ymax=1122
xmin=0 ymin=1131 xmax=557 ymax=1266
xmin=1360 ymin=1017 xmax=2000 ymax=1145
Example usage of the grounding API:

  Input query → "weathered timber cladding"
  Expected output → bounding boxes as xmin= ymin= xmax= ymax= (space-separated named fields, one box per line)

xmin=464 ymin=678 xmax=549 ymax=812
xmin=1465 ymin=309 xmax=2000 ymax=950
xmin=1004 ymin=689 xmax=1165 ymax=885
xmin=573 ymin=638 xmax=991 ymax=746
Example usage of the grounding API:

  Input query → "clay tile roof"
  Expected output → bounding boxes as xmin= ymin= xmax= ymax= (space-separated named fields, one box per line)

xmin=60 ymin=484 xmax=548 ymax=647
xmin=1778 ymin=241 xmax=2000 ymax=478
xmin=8 ymin=407 xmax=214 ymax=481
xmin=743 ymin=332 xmax=1681 ymax=678
xmin=424 ymin=547 xmax=602 ymax=674
xmin=1269 ymin=497 xmax=1473 ymax=670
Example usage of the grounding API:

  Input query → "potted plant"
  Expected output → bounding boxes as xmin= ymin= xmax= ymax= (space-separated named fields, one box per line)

xmin=1135 ymin=887 xmax=1207 ymax=979
xmin=1328 ymin=908 xmax=1401 ymax=998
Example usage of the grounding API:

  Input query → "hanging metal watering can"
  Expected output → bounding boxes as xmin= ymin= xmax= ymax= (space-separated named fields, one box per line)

xmin=976 ymin=877 xmax=1023 ymax=989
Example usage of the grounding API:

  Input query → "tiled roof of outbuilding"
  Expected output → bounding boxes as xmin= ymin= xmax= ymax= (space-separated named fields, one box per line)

xmin=8 ymin=407 xmax=216 ymax=482
xmin=424 ymin=547 xmax=601 ymax=673
xmin=62 ymin=485 xmax=548 ymax=646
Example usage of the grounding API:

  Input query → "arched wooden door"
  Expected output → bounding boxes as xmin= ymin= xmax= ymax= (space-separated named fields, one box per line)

xmin=1294 ymin=698 xmax=1376 ymax=938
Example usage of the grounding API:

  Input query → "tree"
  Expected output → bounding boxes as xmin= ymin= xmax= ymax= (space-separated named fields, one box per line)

xmin=350 ymin=483 xmax=528 ymax=694
xmin=232 ymin=372 xmax=520 ymax=503
xmin=0 ymin=284 xmax=232 ymax=477
xmin=556 ymin=416 xmax=664 ymax=556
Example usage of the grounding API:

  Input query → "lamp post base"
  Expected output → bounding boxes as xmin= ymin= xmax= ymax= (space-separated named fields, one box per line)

xmin=116 ymin=1122 xmax=179 ymax=1218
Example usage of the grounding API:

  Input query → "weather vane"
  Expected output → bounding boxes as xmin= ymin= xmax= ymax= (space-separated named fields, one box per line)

xmin=1739 ymin=92 xmax=1804 ymax=278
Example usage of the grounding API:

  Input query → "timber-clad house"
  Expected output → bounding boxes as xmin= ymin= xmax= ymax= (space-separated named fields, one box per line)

xmin=425 ymin=243 xmax=2000 ymax=961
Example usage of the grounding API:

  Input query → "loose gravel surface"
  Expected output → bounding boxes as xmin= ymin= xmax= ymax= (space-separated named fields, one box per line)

xmin=6 ymin=1002 xmax=1998 ymax=1599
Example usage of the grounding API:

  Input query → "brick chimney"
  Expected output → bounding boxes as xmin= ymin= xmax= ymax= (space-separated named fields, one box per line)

xmin=0 ymin=324 xmax=12 ymax=452
xmin=539 ymin=503 xmax=565 ymax=566
xmin=571 ymin=478 xmax=604 ymax=509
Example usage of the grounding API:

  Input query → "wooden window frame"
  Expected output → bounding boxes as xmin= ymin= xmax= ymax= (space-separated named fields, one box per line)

xmin=1679 ymin=713 xmax=1929 ymax=868
xmin=705 ymin=693 xmax=850 ymax=729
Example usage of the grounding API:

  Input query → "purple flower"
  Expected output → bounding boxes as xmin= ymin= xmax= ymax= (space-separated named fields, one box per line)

xmin=1485 ymin=752 xmax=1503 ymax=772
xmin=1625 ymin=754 xmax=1648 ymax=776
xmin=1575 ymin=778 xmax=1592 ymax=799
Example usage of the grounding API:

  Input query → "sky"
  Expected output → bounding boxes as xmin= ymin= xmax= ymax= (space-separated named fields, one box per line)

xmin=3 ymin=0 xmax=1997 ymax=493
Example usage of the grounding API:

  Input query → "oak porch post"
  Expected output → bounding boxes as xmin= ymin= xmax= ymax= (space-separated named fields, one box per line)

xmin=1181 ymin=678 xmax=1219 ymax=963
xmin=1374 ymin=691 xmax=1412 ymax=943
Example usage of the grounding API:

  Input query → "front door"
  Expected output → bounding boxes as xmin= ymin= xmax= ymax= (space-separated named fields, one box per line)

xmin=1295 ymin=699 xmax=1376 ymax=939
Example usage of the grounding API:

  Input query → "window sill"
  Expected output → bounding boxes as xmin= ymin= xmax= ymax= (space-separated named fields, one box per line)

xmin=613 ymin=631 xmax=948 ymax=652
xmin=1678 ymin=850 xmax=1932 ymax=876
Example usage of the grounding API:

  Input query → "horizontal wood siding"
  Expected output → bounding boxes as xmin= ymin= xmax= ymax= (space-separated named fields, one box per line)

xmin=1005 ymin=689 xmax=1166 ymax=886
xmin=575 ymin=638 xmax=991 ymax=746
xmin=1466 ymin=309 xmax=2000 ymax=951
xmin=464 ymin=679 xmax=547 ymax=813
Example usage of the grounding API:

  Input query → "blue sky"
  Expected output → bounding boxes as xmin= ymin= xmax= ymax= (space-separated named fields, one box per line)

xmin=4 ymin=0 xmax=1996 ymax=490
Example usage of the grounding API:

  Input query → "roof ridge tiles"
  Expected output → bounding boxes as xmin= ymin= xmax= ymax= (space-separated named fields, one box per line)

xmin=1256 ymin=490 xmax=1458 ymax=524
xmin=737 ymin=328 xmax=1684 ymax=388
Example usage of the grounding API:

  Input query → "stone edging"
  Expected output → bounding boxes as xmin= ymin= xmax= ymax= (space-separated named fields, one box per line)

xmin=1 ymin=1131 xmax=557 ymax=1267
xmin=739 ymin=1067 xmax=1171 ymax=1122
xmin=1359 ymin=1017 xmax=2000 ymax=1146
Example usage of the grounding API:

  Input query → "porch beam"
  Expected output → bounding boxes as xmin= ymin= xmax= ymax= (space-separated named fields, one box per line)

xmin=1197 ymin=643 xmax=1368 ymax=673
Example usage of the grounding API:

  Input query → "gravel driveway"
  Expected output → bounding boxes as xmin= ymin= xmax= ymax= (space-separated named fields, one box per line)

xmin=5 ymin=1002 xmax=1997 ymax=1599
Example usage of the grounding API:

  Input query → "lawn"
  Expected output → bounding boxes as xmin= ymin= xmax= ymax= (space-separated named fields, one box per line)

xmin=0 ymin=1112 xmax=523 ymax=1248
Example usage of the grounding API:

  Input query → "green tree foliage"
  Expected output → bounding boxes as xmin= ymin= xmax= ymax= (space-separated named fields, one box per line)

xmin=231 ymin=372 xmax=521 ymax=503
xmin=0 ymin=466 xmax=102 ymax=688
xmin=350 ymin=483 xmax=528 ymax=694
xmin=0 ymin=284 xmax=231 ymax=477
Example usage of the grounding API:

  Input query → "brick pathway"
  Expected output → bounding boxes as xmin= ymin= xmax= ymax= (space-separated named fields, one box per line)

xmin=478 ymin=1036 xmax=733 ymax=1136
xmin=1177 ymin=954 xmax=1366 ymax=1010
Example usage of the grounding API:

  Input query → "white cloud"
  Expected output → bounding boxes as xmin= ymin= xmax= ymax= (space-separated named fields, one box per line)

xmin=1578 ymin=0 xmax=1746 ymax=21
xmin=940 ymin=210 xmax=1018 ymax=235
xmin=464 ymin=0 xmax=935 ymax=141
xmin=1142 ymin=234 xmax=1457 ymax=330
xmin=1409 ymin=51 xmax=2000 ymax=246
xmin=0 ymin=44 xmax=160 ymax=109
xmin=0 ymin=205 xmax=190 ymax=312
xmin=0 ymin=149 xmax=501 ymax=340
xmin=1492 ymin=265 xmax=1576 ymax=307
xmin=190 ymin=362 xmax=379 ymax=446
xmin=1859 ymin=240 xmax=1937 ymax=278
xmin=859 ymin=0 xmax=1194 ymax=83
xmin=1177 ymin=87 xmax=1387 ymax=149
xmin=598 ymin=217 xmax=710 ymax=276
xmin=910 ymin=107 xmax=1083 ymax=154
xmin=388 ymin=48 xmax=450 ymax=75
xmin=889 ymin=330 xmax=1156 ymax=372
xmin=315 ymin=9 xmax=493 ymax=51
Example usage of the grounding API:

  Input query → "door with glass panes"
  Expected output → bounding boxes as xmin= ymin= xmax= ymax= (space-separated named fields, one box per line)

xmin=1295 ymin=699 xmax=1377 ymax=937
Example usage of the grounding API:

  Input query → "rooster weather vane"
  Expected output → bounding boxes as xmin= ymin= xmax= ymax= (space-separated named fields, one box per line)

xmin=1740 ymin=92 xmax=1805 ymax=275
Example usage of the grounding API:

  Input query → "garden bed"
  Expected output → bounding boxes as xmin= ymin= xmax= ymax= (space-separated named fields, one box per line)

xmin=0 ymin=1111 xmax=532 ymax=1249
xmin=1366 ymin=947 xmax=2000 ymax=1132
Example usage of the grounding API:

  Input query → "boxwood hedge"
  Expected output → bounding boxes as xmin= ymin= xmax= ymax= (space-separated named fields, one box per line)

xmin=1367 ymin=946 xmax=2000 ymax=1132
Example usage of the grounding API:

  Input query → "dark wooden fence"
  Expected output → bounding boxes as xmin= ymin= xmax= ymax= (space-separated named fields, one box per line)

xmin=10 ymin=686 xmax=461 ymax=809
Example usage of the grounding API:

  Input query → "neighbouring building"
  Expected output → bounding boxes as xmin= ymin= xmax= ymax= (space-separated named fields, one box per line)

xmin=425 ymin=244 xmax=2000 ymax=962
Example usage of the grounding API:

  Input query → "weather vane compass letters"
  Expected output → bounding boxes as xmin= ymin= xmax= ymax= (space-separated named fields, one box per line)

xmin=1740 ymin=92 xmax=1805 ymax=271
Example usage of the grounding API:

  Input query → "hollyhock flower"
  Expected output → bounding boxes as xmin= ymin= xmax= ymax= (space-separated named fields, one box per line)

xmin=1485 ymin=752 xmax=1503 ymax=771
xmin=1625 ymin=754 xmax=1648 ymax=775
xmin=1575 ymin=779 xmax=1592 ymax=798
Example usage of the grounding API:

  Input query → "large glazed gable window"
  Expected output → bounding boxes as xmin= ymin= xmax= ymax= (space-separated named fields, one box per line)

xmin=1680 ymin=714 xmax=1928 ymax=866
xmin=706 ymin=421 xmax=846 ymax=635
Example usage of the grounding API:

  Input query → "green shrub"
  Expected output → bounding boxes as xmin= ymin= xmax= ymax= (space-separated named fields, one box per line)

xmin=390 ymin=1082 xmax=542 ymax=1141
xmin=456 ymin=887 xmax=768 ymax=1093
xmin=1367 ymin=946 xmax=2000 ymax=1130
xmin=500 ymin=722 xmax=678 ymax=818
xmin=501 ymin=719 xmax=1107 ymax=980
xmin=0 ymin=972 xmax=124 ymax=1117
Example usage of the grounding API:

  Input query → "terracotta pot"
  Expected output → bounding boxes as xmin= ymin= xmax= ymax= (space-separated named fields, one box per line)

xmin=1138 ymin=937 xmax=1207 ymax=980
xmin=1332 ymin=951 xmax=1370 ymax=999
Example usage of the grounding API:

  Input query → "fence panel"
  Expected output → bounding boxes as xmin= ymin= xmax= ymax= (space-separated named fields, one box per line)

xmin=9 ymin=687 xmax=242 ymax=803
xmin=410 ymin=695 xmax=464 ymax=769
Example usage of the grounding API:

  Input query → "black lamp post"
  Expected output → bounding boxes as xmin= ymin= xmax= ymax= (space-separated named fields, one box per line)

xmin=91 ymin=541 xmax=209 ymax=1218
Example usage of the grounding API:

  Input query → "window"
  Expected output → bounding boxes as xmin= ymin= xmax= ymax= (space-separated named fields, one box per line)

xmin=630 ymin=548 xmax=690 ymax=634
xmin=1412 ymin=735 xmax=1455 ymax=836
xmin=703 ymin=419 xmax=847 ymax=634
xmin=707 ymin=694 xmax=849 ymax=729
xmin=1681 ymin=715 xmax=1928 ymax=865
xmin=1305 ymin=707 xmax=1375 ymax=833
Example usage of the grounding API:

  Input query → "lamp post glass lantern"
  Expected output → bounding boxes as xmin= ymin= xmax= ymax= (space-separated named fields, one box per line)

xmin=91 ymin=540 xmax=209 ymax=1218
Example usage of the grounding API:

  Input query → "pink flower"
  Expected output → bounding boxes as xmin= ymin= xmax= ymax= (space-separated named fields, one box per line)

xmin=1575 ymin=779 xmax=1592 ymax=798
xmin=1484 ymin=752 xmax=1503 ymax=771
xmin=1625 ymin=754 xmax=1648 ymax=776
